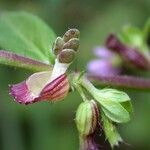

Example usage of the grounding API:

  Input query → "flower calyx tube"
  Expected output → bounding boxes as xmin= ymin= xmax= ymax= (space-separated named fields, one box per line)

xmin=75 ymin=100 xmax=99 ymax=136
xmin=75 ymin=100 xmax=100 ymax=150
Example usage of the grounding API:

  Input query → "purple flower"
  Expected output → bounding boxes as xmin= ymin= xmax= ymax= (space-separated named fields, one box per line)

xmin=93 ymin=47 xmax=114 ymax=59
xmin=87 ymin=47 xmax=121 ymax=76
xmin=8 ymin=28 xmax=81 ymax=105
xmin=5 ymin=51 xmax=71 ymax=105
xmin=10 ymin=71 xmax=70 ymax=105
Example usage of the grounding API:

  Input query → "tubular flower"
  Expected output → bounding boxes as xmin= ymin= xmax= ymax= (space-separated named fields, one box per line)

xmin=10 ymin=29 xmax=80 ymax=105
xmin=10 ymin=71 xmax=69 ymax=105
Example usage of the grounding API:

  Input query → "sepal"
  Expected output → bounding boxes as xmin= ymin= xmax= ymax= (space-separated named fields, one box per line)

xmin=102 ymin=113 xmax=122 ymax=148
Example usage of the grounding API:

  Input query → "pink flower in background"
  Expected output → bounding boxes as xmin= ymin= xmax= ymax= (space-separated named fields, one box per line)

xmin=106 ymin=34 xmax=150 ymax=70
xmin=87 ymin=47 xmax=121 ymax=76
xmin=93 ymin=47 xmax=114 ymax=58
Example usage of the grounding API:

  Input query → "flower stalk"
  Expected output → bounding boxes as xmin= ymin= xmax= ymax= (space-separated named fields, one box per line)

xmin=88 ymin=74 xmax=150 ymax=91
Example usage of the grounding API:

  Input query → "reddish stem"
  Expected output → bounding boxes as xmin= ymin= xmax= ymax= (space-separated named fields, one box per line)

xmin=88 ymin=74 xmax=150 ymax=91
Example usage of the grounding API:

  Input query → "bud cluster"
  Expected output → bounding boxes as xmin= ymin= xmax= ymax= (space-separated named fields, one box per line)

xmin=52 ymin=29 xmax=80 ymax=64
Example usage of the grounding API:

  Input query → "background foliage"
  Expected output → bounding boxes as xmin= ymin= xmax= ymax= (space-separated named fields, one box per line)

xmin=0 ymin=0 xmax=150 ymax=150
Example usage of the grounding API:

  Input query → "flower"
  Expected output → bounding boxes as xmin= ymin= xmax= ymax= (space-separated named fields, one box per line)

xmin=10 ymin=71 xmax=70 ymax=105
xmin=87 ymin=47 xmax=121 ymax=76
xmin=93 ymin=46 xmax=114 ymax=58
xmin=9 ymin=29 xmax=80 ymax=105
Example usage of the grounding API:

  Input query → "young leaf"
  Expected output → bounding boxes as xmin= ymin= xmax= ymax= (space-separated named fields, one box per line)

xmin=143 ymin=18 xmax=150 ymax=46
xmin=121 ymin=101 xmax=133 ymax=114
xmin=98 ymin=88 xmax=130 ymax=102
xmin=0 ymin=50 xmax=52 ymax=72
xmin=102 ymin=113 xmax=122 ymax=148
xmin=0 ymin=12 xmax=56 ymax=64
xmin=100 ymin=99 xmax=130 ymax=123
xmin=118 ymin=26 xmax=145 ymax=51
xmin=118 ymin=25 xmax=150 ymax=58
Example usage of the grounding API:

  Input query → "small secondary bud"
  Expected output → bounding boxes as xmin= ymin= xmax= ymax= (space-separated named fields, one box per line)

xmin=80 ymin=135 xmax=99 ymax=150
xmin=75 ymin=100 xmax=99 ymax=136
xmin=52 ymin=37 xmax=64 ymax=55
xmin=106 ymin=34 xmax=150 ymax=70
xmin=63 ymin=29 xmax=80 ymax=42
xmin=63 ymin=38 xmax=80 ymax=51
xmin=58 ymin=49 xmax=76 ymax=63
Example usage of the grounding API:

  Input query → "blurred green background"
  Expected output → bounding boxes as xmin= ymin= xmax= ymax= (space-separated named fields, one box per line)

xmin=0 ymin=0 xmax=150 ymax=150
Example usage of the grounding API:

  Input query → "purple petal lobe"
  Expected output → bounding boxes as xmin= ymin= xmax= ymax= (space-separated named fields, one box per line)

xmin=39 ymin=74 xmax=69 ymax=101
xmin=10 ymin=81 xmax=37 ymax=105
xmin=9 ymin=71 xmax=69 ymax=105
xmin=87 ymin=59 xmax=120 ymax=76
xmin=94 ymin=46 xmax=114 ymax=59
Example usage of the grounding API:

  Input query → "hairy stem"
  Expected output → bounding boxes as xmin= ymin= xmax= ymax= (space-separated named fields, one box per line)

xmin=88 ymin=74 xmax=150 ymax=91
xmin=0 ymin=50 xmax=52 ymax=72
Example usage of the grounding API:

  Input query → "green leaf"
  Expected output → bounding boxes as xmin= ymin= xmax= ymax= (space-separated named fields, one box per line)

xmin=0 ymin=50 xmax=53 ymax=72
xmin=143 ymin=18 xmax=150 ymax=46
xmin=98 ymin=88 xmax=130 ymax=102
xmin=118 ymin=25 xmax=150 ymax=60
xmin=121 ymin=101 xmax=133 ymax=114
xmin=82 ymin=86 xmax=132 ymax=123
xmin=100 ymin=99 xmax=130 ymax=123
xmin=0 ymin=12 xmax=56 ymax=64
xmin=118 ymin=25 xmax=145 ymax=50
xmin=102 ymin=113 xmax=122 ymax=148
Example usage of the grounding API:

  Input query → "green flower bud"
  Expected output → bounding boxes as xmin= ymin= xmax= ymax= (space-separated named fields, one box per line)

xmin=63 ymin=38 xmax=79 ymax=51
xmin=52 ymin=37 xmax=64 ymax=55
xmin=75 ymin=100 xmax=99 ymax=136
xmin=63 ymin=29 xmax=80 ymax=42
xmin=58 ymin=49 xmax=76 ymax=63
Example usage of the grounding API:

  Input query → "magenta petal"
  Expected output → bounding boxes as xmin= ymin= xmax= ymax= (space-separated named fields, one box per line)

xmin=87 ymin=59 xmax=120 ymax=76
xmin=10 ymin=81 xmax=37 ymax=105
xmin=9 ymin=72 xmax=70 ymax=105
xmin=39 ymin=74 xmax=70 ymax=101
xmin=9 ymin=71 xmax=51 ymax=105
